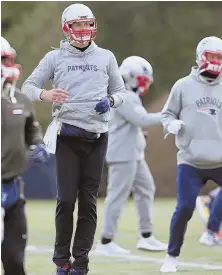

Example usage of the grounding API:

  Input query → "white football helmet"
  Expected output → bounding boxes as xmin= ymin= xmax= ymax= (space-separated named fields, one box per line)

xmin=1 ymin=37 xmax=16 ymax=58
xmin=196 ymin=36 xmax=222 ymax=76
xmin=61 ymin=3 xmax=97 ymax=44
xmin=1 ymin=37 xmax=21 ymax=82
xmin=119 ymin=56 xmax=153 ymax=95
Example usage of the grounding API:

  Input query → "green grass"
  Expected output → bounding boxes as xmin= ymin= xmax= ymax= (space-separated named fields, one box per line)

xmin=24 ymin=199 xmax=221 ymax=275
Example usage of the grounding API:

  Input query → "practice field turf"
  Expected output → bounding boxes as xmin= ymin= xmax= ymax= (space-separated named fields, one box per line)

xmin=23 ymin=199 xmax=221 ymax=275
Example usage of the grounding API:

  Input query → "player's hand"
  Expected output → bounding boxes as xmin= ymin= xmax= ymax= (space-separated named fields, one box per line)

xmin=167 ymin=120 xmax=185 ymax=135
xmin=40 ymin=88 xmax=69 ymax=103
xmin=94 ymin=97 xmax=111 ymax=114
xmin=29 ymin=144 xmax=50 ymax=164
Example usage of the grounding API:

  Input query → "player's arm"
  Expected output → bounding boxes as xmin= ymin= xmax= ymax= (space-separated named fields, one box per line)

xmin=21 ymin=51 xmax=68 ymax=104
xmin=107 ymin=52 xmax=126 ymax=107
xmin=117 ymin=96 xmax=161 ymax=128
xmin=161 ymin=80 xmax=184 ymax=133
xmin=24 ymin=97 xmax=50 ymax=163
xmin=24 ymin=98 xmax=43 ymax=146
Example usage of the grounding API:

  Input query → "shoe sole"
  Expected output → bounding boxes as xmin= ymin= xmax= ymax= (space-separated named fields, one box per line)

xmin=199 ymin=240 xmax=222 ymax=246
xmin=160 ymin=264 xmax=178 ymax=272
xmin=137 ymin=246 xmax=167 ymax=252
xmin=160 ymin=268 xmax=177 ymax=273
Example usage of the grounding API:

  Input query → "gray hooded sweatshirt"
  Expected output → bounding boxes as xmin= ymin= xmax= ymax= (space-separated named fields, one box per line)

xmin=21 ymin=41 xmax=126 ymax=133
xmin=162 ymin=67 xmax=222 ymax=169
xmin=106 ymin=90 xmax=161 ymax=162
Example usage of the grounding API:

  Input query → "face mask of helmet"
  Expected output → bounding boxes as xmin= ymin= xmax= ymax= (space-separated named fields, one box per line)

xmin=63 ymin=18 xmax=97 ymax=44
xmin=1 ymin=57 xmax=22 ymax=80
xmin=1 ymin=49 xmax=22 ymax=103
xmin=199 ymin=51 xmax=222 ymax=79
xmin=122 ymin=70 xmax=153 ymax=96
xmin=136 ymin=75 xmax=153 ymax=95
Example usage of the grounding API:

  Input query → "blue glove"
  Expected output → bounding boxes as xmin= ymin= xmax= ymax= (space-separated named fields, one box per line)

xmin=1 ymin=179 xmax=20 ymax=208
xmin=94 ymin=97 xmax=112 ymax=114
xmin=29 ymin=144 xmax=50 ymax=164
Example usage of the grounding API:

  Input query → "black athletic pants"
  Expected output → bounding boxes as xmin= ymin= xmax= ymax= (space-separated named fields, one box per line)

xmin=1 ymin=199 xmax=27 ymax=275
xmin=53 ymin=133 xmax=108 ymax=271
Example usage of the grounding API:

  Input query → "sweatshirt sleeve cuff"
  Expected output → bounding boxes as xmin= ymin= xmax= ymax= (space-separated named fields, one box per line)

xmin=110 ymin=93 xmax=125 ymax=108
xmin=22 ymin=84 xmax=43 ymax=101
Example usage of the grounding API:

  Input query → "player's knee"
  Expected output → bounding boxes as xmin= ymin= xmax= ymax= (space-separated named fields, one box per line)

xmin=110 ymin=204 xmax=122 ymax=218
xmin=57 ymin=200 xmax=75 ymax=212
xmin=78 ymin=189 xmax=99 ymax=208
xmin=139 ymin=179 xmax=156 ymax=196
xmin=177 ymin=205 xmax=194 ymax=220
xmin=103 ymin=196 xmax=123 ymax=216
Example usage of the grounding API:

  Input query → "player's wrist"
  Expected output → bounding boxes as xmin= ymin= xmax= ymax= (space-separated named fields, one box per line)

xmin=40 ymin=89 xmax=47 ymax=101
xmin=108 ymin=95 xmax=114 ymax=107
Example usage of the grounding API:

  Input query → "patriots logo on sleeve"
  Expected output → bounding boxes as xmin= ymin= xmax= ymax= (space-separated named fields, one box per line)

xmin=197 ymin=107 xmax=219 ymax=120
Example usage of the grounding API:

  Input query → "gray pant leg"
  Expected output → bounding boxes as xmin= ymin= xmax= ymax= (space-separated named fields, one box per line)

xmin=101 ymin=161 xmax=137 ymax=239
xmin=132 ymin=159 xmax=156 ymax=235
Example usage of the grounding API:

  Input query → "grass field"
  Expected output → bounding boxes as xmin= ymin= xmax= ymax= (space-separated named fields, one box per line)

xmin=24 ymin=199 xmax=221 ymax=275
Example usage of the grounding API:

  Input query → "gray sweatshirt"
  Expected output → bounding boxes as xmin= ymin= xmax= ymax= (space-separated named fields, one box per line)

xmin=21 ymin=41 xmax=126 ymax=133
xmin=162 ymin=67 xmax=222 ymax=169
xmin=106 ymin=90 xmax=161 ymax=162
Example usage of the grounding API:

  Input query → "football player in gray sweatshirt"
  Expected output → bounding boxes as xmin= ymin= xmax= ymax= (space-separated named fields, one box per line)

xmin=95 ymin=56 xmax=167 ymax=255
xmin=21 ymin=4 xmax=126 ymax=275
xmin=160 ymin=36 xmax=222 ymax=273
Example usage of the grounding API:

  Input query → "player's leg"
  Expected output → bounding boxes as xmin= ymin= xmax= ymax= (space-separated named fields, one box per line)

xmin=196 ymin=195 xmax=211 ymax=225
xmin=200 ymin=189 xmax=222 ymax=245
xmin=95 ymin=161 xmax=137 ymax=254
xmin=196 ymin=186 xmax=221 ymax=226
xmin=132 ymin=159 xmax=167 ymax=251
xmin=1 ymin=207 xmax=5 ymax=243
xmin=71 ymin=133 xmax=108 ymax=273
xmin=53 ymin=135 xmax=81 ymax=274
xmin=1 ymin=199 xmax=27 ymax=275
xmin=160 ymin=164 xmax=204 ymax=273
xmin=208 ymin=188 xmax=222 ymax=232
xmin=199 ymin=168 xmax=222 ymax=246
